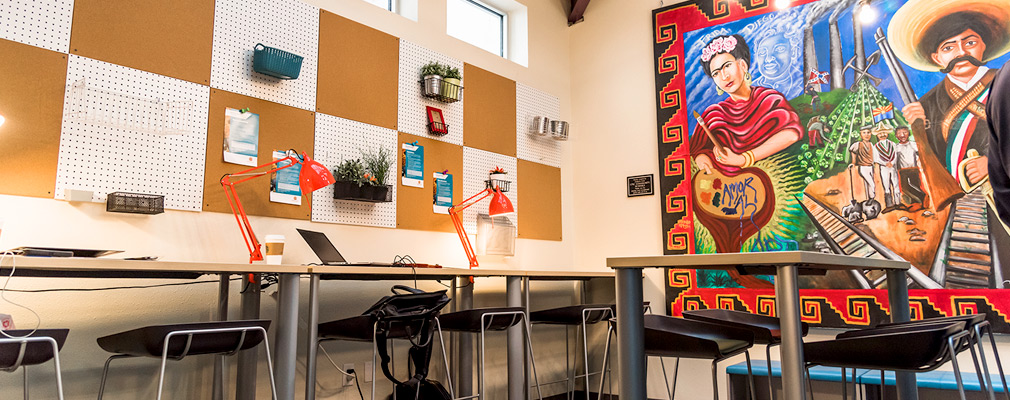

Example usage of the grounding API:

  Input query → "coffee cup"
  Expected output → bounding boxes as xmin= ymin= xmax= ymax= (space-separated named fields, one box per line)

xmin=265 ymin=235 xmax=284 ymax=265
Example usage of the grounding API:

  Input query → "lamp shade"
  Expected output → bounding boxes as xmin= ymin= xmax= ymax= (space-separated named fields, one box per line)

xmin=298 ymin=154 xmax=336 ymax=192
xmin=488 ymin=189 xmax=515 ymax=216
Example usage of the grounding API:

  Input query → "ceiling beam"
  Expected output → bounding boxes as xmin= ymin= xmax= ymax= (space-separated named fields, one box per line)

xmin=568 ymin=0 xmax=590 ymax=25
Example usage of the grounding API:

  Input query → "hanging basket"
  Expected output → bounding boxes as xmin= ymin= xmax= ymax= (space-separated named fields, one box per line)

xmin=253 ymin=43 xmax=304 ymax=80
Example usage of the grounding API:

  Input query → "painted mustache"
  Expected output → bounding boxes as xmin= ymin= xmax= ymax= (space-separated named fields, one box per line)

xmin=940 ymin=55 xmax=984 ymax=74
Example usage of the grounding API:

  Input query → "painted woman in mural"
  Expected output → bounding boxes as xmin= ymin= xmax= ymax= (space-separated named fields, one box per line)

xmin=689 ymin=34 xmax=803 ymax=287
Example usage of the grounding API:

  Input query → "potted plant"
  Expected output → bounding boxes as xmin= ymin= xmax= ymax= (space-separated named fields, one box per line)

xmin=442 ymin=66 xmax=462 ymax=101
xmin=363 ymin=146 xmax=394 ymax=201
xmin=359 ymin=172 xmax=377 ymax=200
xmin=421 ymin=62 xmax=444 ymax=98
xmin=333 ymin=159 xmax=365 ymax=199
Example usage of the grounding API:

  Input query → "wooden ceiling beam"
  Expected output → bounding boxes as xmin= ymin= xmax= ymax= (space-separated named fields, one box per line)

xmin=568 ymin=0 xmax=591 ymax=25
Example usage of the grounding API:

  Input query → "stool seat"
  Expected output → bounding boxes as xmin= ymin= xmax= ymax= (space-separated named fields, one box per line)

xmin=683 ymin=309 xmax=808 ymax=345
xmin=317 ymin=315 xmax=428 ymax=342
xmin=530 ymin=304 xmax=613 ymax=325
xmin=97 ymin=320 xmax=269 ymax=358
xmin=0 ymin=329 xmax=68 ymax=369
xmin=640 ymin=315 xmax=755 ymax=360
xmin=805 ymin=321 xmax=965 ymax=371
xmin=438 ymin=307 xmax=526 ymax=332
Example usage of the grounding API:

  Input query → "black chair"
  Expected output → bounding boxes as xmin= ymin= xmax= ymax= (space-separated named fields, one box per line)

xmin=530 ymin=304 xmax=613 ymax=400
xmin=437 ymin=307 xmax=543 ymax=400
xmin=96 ymin=320 xmax=275 ymax=400
xmin=803 ymin=320 xmax=971 ymax=400
xmin=0 ymin=329 xmax=69 ymax=400
xmin=874 ymin=314 xmax=1004 ymax=400
xmin=598 ymin=315 xmax=758 ymax=400
xmin=684 ymin=308 xmax=810 ymax=400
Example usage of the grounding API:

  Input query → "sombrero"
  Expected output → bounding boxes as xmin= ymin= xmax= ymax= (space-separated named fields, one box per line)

xmin=887 ymin=0 xmax=1010 ymax=71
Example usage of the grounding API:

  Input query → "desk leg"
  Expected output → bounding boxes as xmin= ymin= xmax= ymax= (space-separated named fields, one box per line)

xmin=507 ymin=276 xmax=523 ymax=400
xmin=214 ymin=274 xmax=229 ymax=400
xmin=237 ymin=274 xmax=261 ymax=400
xmin=305 ymin=274 xmax=320 ymax=400
xmin=275 ymin=273 xmax=300 ymax=400
xmin=775 ymin=264 xmax=807 ymax=400
xmin=887 ymin=269 xmax=918 ymax=400
xmin=615 ymin=268 xmax=646 ymax=400
xmin=458 ymin=278 xmax=474 ymax=398
xmin=523 ymin=276 xmax=531 ymax=399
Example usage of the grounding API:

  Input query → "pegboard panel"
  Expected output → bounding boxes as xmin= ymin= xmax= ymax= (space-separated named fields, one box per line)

xmin=0 ymin=0 xmax=74 ymax=53
xmin=209 ymin=0 xmax=319 ymax=111
xmin=397 ymin=40 xmax=464 ymax=145
xmin=54 ymin=55 xmax=211 ymax=211
xmin=312 ymin=113 xmax=397 ymax=228
xmin=462 ymin=147 xmax=517 ymax=233
xmin=516 ymin=82 xmax=562 ymax=168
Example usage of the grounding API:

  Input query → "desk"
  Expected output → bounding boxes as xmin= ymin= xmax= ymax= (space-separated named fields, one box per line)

xmin=607 ymin=252 xmax=913 ymax=400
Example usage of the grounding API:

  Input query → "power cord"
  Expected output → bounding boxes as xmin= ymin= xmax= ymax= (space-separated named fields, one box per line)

xmin=0 ymin=251 xmax=40 ymax=338
xmin=392 ymin=255 xmax=418 ymax=288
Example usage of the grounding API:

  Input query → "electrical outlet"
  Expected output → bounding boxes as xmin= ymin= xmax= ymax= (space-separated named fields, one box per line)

xmin=364 ymin=362 xmax=373 ymax=382
xmin=344 ymin=363 xmax=355 ymax=386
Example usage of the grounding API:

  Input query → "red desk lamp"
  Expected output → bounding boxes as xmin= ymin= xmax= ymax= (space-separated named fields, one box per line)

xmin=449 ymin=179 xmax=515 ymax=269
xmin=221 ymin=151 xmax=335 ymax=263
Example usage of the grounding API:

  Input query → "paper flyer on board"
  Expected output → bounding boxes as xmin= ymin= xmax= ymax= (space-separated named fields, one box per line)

xmin=433 ymin=172 xmax=452 ymax=214
xmin=270 ymin=151 xmax=301 ymax=205
xmin=223 ymin=108 xmax=259 ymax=167
xmin=401 ymin=142 xmax=424 ymax=188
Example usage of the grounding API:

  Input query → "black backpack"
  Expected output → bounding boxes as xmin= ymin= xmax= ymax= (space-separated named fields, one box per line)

xmin=365 ymin=285 xmax=452 ymax=400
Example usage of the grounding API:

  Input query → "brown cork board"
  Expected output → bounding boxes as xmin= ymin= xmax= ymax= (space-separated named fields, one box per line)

xmin=463 ymin=63 xmax=517 ymax=156
xmin=69 ymin=0 xmax=215 ymax=85
xmin=396 ymin=133 xmax=464 ymax=232
xmin=0 ymin=40 xmax=68 ymax=198
xmin=316 ymin=11 xmax=399 ymax=129
xmin=203 ymin=89 xmax=315 ymax=220
xmin=518 ymin=160 xmax=562 ymax=241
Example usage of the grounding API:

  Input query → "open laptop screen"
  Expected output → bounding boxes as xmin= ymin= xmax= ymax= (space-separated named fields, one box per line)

xmin=296 ymin=229 xmax=346 ymax=264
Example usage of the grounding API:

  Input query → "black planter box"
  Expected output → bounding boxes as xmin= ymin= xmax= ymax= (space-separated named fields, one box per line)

xmin=333 ymin=182 xmax=392 ymax=203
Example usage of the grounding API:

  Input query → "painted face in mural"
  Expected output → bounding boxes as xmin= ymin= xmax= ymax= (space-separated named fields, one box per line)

xmin=709 ymin=52 xmax=751 ymax=98
xmin=756 ymin=34 xmax=791 ymax=80
xmin=860 ymin=128 xmax=872 ymax=142
xmin=896 ymin=127 xmax=910 ymax=144
xmin=876 ymin=129 xmax=890 ymax=143
xmin=931 ymin=28 xmax=987 ymax=79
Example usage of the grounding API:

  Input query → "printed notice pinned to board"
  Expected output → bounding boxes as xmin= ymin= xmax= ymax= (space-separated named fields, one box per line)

xmin=270 ymin=150 xmax=301 ymax=205
xmin=223 ymin=108 xmax=260 ymax=167
xmin=402 ymin=142 xmax=424 ymax=188
xmin=433 ymin=172 xmax=452 ymax=214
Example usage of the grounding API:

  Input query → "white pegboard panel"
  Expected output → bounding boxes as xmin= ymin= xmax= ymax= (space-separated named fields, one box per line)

xmin=397 ymin=40 xmax=464 ymax=145
xmin=516 ymin=82 xmax=562 ymax=168
xmin=312 ymin=113 xmax=397 ymax=228
xmin=462 ymin=147 xmax=517 ymax=233
xmin=209 ymin=0 xmax=319 ymax=111
xmin=0 ymin=0 xmax=74 ymax=53
xmin=54 ymin=55 xmax=211 ymax=211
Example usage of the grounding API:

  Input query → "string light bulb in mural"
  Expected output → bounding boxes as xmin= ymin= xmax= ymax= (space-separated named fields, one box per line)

xmin=857 ymin=0 xmax=878 ymax=24
xmin=774 ymin=0 xmax=790 ymax=10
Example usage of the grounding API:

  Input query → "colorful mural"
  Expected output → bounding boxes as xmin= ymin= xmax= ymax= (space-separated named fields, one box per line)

xmin=654 ymin=0 xmax=1010 ymax=330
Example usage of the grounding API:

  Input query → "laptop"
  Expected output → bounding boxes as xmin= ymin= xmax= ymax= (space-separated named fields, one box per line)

xmin=296 ymin=228 xmax=392 ymax=267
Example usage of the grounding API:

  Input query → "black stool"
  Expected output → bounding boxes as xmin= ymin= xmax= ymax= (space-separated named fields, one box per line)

xmin=530 ymin=304 xmax=613 ymax=400
xmin=96 ymin=320 xmax=275 ymax=400
xmin=684 ymin=309 xmax=809 ymax=400
xmin=0 ymin=329 xmax=69 ymax=400
xmin=437 ymin=307 xmax=543 ymax=400
xmin=598 ymin=315 xmax=757 ymax=400
xmin=804 ymin=320 xmax=971 ymax=400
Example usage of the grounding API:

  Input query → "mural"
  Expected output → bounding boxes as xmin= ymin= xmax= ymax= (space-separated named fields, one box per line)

xmin=654 ymin=0 xmax=1010 ymax=331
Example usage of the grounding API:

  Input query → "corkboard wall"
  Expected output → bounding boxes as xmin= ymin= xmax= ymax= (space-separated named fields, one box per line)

xmin=517 ymin=159 xmax=562 ymax=241
xmin=316 ymin=11 xmax=399 ymax=130
xmin=463 ymin=63 xmax=517 ymax=156
xmin=396 ymin=132 xmax=464 ymax=232
xmin=0 ymin=40 xmax=68 ymax=198
xmin=69 ymin=0 xmax=215 ymax=85
xmin=203 ymin=89 xmax=316 ymax=220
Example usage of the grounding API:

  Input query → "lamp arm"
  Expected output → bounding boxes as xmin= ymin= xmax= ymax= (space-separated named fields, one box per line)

xmin=447 ymin=188 xmax=494 ymax=269
xmin=219 ymin=153 xmax=304 ymax=263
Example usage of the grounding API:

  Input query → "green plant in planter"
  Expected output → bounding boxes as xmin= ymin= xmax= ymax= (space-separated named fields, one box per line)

xmin=420 ymin=62 xmax=444 ymax=78
xmin=442 ymin=66 xmax=462 ymax=100
xmin=362 ymin=147 xmax=394 ymax=186
xmin=335 ymin=159 xmax=365 ymax=183
xmin=421 ymin=62 xmax=445 ymax=98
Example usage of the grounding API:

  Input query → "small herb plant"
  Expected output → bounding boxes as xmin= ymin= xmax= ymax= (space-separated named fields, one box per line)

xmin=335 ymin=159 xmax=365 ymax=185
xmin=490 ymin=166 xmax=506 ymax=174
xmin=444 ymin=66 xmax=461 ymax=80
xmin=362 ymin=146 xmax=394 ymax=186
xmin=421 ymin=62 xmax=444 ymax=78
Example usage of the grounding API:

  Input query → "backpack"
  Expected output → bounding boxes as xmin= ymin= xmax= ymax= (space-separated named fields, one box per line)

xmin=365 ymin=285 xmax=452 ymax=400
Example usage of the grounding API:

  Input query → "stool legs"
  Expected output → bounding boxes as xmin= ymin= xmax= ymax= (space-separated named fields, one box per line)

xmin=472 ymin=311 xmax=542 ymax=400
xmin=0 ymin=336 xmax=64 ymax=400
xmin=434 ymin=319 xmax=456 ymax=399
xmin=948 ymin=331 xmax=970 ymax=400
xmin=974 ymin=322 xmax=1006 ymax=400
xmin=765 ymin=344 xmax=777 ymax=400
xmin=97 ymin=354 xmax=132 ymax=399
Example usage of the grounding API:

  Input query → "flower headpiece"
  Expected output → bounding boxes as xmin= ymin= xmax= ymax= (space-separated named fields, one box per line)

xmin=700 ymin=36 xmax=738 ymax=62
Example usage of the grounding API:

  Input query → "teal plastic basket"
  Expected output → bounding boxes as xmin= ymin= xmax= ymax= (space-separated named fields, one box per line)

xmin=252 ymin=43 xmax=303 ymax=80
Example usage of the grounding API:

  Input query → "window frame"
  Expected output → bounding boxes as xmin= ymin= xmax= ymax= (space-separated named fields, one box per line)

xmin=449 ymin=0 xmax=508 ymax=58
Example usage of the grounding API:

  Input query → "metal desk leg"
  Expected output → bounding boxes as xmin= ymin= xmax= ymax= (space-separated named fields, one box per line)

xmin=523 ymin=277 xmax=531 ymax=399
xmin=507 ymin=276 xmax=524 ymax=400
xmin=458 ymin=278 xmax=474 ymax=398
xmin=775 ymin=264 xmax=807 ymax=400
xmin=237 ymin=274 xmax=261 ymax=400
xmin=887 ymin=269 xmax=918 ymax=400
xmin=615 ymin=268 xmax=646 ymax=400
xmin=305 ymin=274 xmax=320 ymax=400
xmin=275 ymin=273 xmax=300 ymax=400
xmin=214 ymin=274 xmax=229 ymax=400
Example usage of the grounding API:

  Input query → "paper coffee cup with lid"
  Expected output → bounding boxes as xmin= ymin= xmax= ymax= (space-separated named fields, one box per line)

xmin=265 ymin=234 xmax=285 ymax=265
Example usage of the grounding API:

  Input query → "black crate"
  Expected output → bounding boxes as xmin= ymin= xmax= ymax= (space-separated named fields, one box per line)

xmin=107 ymin=192 xmax=165 ymax=214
